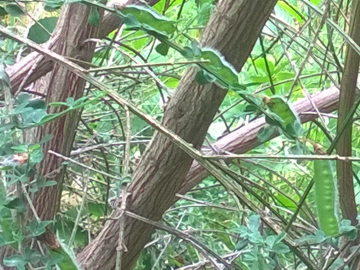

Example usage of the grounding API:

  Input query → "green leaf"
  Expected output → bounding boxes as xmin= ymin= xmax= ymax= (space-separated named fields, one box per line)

xmin=23 ymin=247 xmax=42 ymax=265
xmin=310 ymin=0 xmax=322 ymax=5
xmin=195 ymin=70 xmax=216 ymax=85
xmin=120 ymin=5 xmax=177 ymax=36
xmin=182 ymin=46 xmax=195 ymax=58
xmin=263 ymin=96 xmax=303 ymax=138
xmin=42 ymin=252 xmax=64 ymax=268
xmin=30 ymin=177 xmax=57 ymax=193
xmin=0 ymin=123 xmax=15 ymax=132
xmin=18 ymin=174 xmax=28 ymax=183
xmin=285 ymin=120 xmax=304 ymax=138
xmin=0 ymin=178 xmax=6 ymax=203
xmin=271 ymin=242 xmax=290 ymax=254
xmin=49 ymin=237 xmax=82 ymax=270
xmin=39 ymin=134 xmax=54 ymax=144
xmin=28 ymin=220 xmax=52 ymax=237
xmin=31 ymin=109 xmax=48 ymax=123
xmin=121 ymin=175 xmax=132 ymax=185
xmin=5 ymin=4 xmax=24 ymax=17
xmin=44 ymin=0 xmax=64 ymax=11
xmin=28 ymin=17 xmax=58 ymax=44
xmin=257 ymin=125 xmax=276 ymax=143
xmin=88 ymin=203 xmax=105 ymax=218
xmin=121 ymin=13 xmax=141 ymax=29
xmin=73 ymin=96 xmax=89 ymax=106
xmin=3 ymin=255 xmax=27 ymax=270
xmin=340 ymin=219 xmax=357 ymax=240
xmin=244 ymin=104 xmax=258 ymax=114
xmin=156 ymin=43 xmax=169 ymax=56
xmin=4 ymin=197 xmax=27 ymax=213
xmin=88 ymin=6 xmax=100 ymax=26
xmin=26 ymin=99 xmax=47 ymax=110
xmin=13 ymin=105 xmax=32 ymax=115
xmin=195 ymin=48 xmax=242 ymax=89
xmin=297 ymin=230 xmax=326 ymax=244
xmin=11 ymin=144 xmax=28 ymax=153
xmin=264 ymin=96 xmax=296 ymax=126
xmin=275 ymin=194 xmax=297 ymax=211
xmin=235 ymin=239 xmax=249 ymax=250
xmin=17 ymin=93 xmax=31 ymax=105
xmin=277 ymin=1 xmax=304 ymax=24
xmin=66 ymin=97 xmax=75 ymax=107
xmin=29 ymin=149 xmax=44 ymax=163
xmin=0 ymin=6 xmax=8 ymax=16
xmin=248 ymin=214 xmax=260 ymax=232
xmin=328 ymin=259 xmax=349 ymax=270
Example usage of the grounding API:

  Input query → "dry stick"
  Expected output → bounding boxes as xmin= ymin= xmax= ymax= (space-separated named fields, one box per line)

xmin=202 ymin=153 xmax=360 ymax=161
xmin=68 ymin=156 xmax=91 ymax=247
xmin=177 ymin=251 xmax=247 ymax=270
xmin=118 ymin=48 xmax=170 ymax=94
xmin=151 ymin=210 xmax=187 ymax=270
xmin=115 ymin=106 xmax=131 ymax=270
xmin=48 ymin=150 xmax=122 ymax=180
xmin=286 ymin=0 xmax=331 ymax=127
xmin=86 ymin=60 xmax=210 ymax=72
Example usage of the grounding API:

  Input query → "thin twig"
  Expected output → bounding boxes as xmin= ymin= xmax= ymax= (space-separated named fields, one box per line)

xmin=115 ymin=106 xmax=132 ymax=270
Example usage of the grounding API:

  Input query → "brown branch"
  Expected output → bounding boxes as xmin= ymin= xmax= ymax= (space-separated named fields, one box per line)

xmin=180 ymin=86 xmax=340 ymax=194
xmin=336 ymin=0 xmax=360 ymax=226
xmin=76 ymin=1 xmax=281 ymax=269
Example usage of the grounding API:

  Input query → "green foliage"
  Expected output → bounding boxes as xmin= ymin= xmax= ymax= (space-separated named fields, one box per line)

xmin=28 ymin=17 xmax=58 ymax=44
xmin=119 ymin=5 xmax=177 ymax=36
xmin=4 ymin=4 xmax=24 ymax=17
xmin=234 ymin=215 xmax=290 ymax=269
xmin=44 ymin=0 xmax=64 ymax=12
xmin=49 ymin=238 xmax=82 ymax=270
xmin=88 ymin=6 xmax=100 ymax=26
xmin=3 ymin=0 xmax=360 ymax=269
xmin=263 ymin=96 xmax=303 ymax=139
xmin=3 ymin=248 xmax=41 ymax=270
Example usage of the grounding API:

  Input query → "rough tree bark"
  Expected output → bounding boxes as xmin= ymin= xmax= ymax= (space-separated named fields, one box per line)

xmin=77 ymin=0 xmax=278 ymax=269
xmin=28 ymin=3 xmax=102 ymax=221
xmin=0 ymin=3 xmax=102 ymax=268
xmin=336 ymin=0 xmax=360 ymax=226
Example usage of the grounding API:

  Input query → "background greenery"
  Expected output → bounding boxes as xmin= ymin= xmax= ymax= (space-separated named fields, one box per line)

xmin=0 ymin=0 xmax=359 ymax=269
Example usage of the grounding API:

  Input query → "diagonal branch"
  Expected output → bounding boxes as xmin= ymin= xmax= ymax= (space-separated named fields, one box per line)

xmin=181 ymin=86 xmax=340 ymax=193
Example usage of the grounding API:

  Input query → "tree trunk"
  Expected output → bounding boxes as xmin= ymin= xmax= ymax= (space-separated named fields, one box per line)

xmin=29 ymin=2 xmax=101 ymax=220
xmin=0 ymin=3 xmax=101 ymax=269
xmin=77 ymin=0 xmax=278 ymax=269
xmin=336 ymin=0 xmax=360 ymax=226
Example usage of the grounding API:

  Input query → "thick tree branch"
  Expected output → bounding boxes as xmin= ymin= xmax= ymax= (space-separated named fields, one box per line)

xmin=181 ymin=86 xmax=340 ymax=194
xmin=336 ymin=0 xmax=360 ymax=226
xmin=78 ymin=0 xmax=278 ymax=269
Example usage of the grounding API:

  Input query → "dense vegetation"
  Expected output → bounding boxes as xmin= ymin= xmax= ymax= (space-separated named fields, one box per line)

xmin=0 ymin=0 xmax=360 ymax=269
